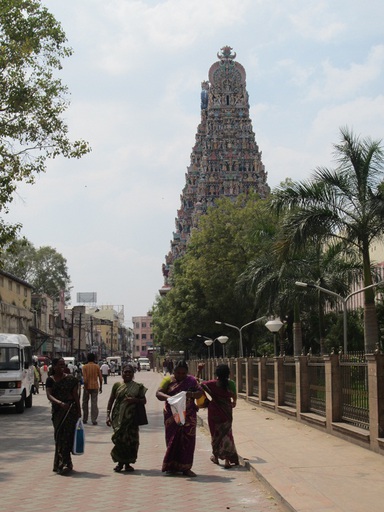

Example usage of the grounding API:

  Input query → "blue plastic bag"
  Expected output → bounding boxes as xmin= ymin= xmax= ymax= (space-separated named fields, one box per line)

xmin=72 ymin=418 xmax=85 ymax=455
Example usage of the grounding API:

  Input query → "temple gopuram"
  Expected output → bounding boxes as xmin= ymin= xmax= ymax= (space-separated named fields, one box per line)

xmin=161 ymin=46 xmax=270 ymax=291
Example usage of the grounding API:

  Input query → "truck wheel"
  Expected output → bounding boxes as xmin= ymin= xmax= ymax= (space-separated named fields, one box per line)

xmin=15 ymin=392 xmax=25 ymax=413
xmin=25 ymin=391 xmax=33 ymax=408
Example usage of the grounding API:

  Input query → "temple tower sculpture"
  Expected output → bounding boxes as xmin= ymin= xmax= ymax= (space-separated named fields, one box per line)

xmin=162 ymin=46 xmax=270 ymax=289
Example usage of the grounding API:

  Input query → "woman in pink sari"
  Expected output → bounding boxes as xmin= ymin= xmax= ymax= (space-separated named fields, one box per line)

xmin=202 ymin=364 xmax=239 ymax=469
xmin=156 ymin=360 xmax=203 ymax=477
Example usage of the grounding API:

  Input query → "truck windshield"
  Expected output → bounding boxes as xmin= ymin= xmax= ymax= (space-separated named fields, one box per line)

xmin=0 ymin=347 xmax=20 ymax=370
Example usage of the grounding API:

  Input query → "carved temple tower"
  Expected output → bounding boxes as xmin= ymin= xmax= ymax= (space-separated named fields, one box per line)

xmin=161 ymin=46 xmax=270 ymax=290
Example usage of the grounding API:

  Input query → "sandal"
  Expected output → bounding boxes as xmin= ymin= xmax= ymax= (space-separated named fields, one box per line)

xmin=210 ymin=455 xmax=219 ymax=465
xmin=124 ymin=464 xmax=134 ymax=472
xmin=113 ymin=463 xmax=124 ymax=472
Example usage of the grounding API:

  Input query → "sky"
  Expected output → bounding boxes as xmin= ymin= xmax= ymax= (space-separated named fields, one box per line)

xmin=5 ymin=0 xmax=384 ymax=326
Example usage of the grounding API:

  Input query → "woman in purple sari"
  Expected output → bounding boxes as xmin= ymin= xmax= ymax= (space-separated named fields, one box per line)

xmin=156 ymin=360 xmax=203 ymax=477
xmin=202 ymin=364 xmax=239 ymax=469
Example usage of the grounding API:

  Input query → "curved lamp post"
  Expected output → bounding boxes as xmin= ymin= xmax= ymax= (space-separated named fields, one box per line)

xmin=295 ymin=280 xmax=384 ymax=354
xmin=217 ymin=335 xmax=229 ymax=357
xmin=215 ymin=317 xmax=266 ymax=358
xmin=265 ymin=318 xmax=284 ymax=356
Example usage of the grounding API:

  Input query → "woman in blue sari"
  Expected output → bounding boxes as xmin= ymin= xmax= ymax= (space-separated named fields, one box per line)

xmin=156 ymin=360 xmax=203 ymax=477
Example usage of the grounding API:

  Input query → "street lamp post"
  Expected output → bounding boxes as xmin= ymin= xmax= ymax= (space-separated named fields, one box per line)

xmin=265 ymin=318 xmax=284 ymax=356
xmin=217 ymin=335 xmax=229 ymax=357
xmin=295 ymin=280 xmax=384 ymax=354
xmin=215 ymin=317 xmax=266 ymax=358
xmin=204 ymin=338 xmax=214 ymax=358
xmin=77 ymin=312 xmax=82 ymax=362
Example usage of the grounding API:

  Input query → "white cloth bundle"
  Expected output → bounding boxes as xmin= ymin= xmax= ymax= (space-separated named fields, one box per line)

xmin=167 ymin=391 xmax=187 ymax=425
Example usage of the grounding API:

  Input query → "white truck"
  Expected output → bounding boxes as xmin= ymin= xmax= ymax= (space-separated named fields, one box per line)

xmin=0 ymin=333 xmax=34 ymax=413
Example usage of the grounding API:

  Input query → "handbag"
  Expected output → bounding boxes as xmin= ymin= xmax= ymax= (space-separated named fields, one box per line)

xmin=72 ymin=418 xmax=85 ymax=455
xmin=135 ymin=403 xmax=148 ymax=426
xmin=196 ymin=384 xmax=211 ymax=409
xmin=195 ymin=391 xmax=209 ymax=409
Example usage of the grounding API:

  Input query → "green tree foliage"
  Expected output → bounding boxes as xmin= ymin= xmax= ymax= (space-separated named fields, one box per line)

xmin=152 ymin=195 xmax=277 ymax=356
xmin=0 ymin=0 xmax=90 ymax=243
xmin=271 ymin=127 xmax=384 ymax=353
xmin=1 ymin=237 xmax=71 ymax=300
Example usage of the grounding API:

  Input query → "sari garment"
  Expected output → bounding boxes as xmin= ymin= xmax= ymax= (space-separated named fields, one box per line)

xmin=110 ymin=380 xmax=147 ymax=465
xmin=160 ymin=374 xmax=201 ymax=473
xmin=203 ymin=380 xmax=239 ymax=464
xmin=46 ymin=375 xmax=79 ymax=472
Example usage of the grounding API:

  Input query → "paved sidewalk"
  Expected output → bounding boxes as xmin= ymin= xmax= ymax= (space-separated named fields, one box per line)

xmin=0 ymin=372 xmax=286 ymax=512
xmin=198 ymin=398 xmax=384 ymax=512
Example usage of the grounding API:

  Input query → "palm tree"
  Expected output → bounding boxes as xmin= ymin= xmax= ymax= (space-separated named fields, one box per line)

xmin=270 ymin=127 xmax=384 ymax=353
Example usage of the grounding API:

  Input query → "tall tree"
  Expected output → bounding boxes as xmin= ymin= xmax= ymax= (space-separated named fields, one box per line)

xmin=152 ymin=195 xmax=274 ymax=355
xmin=0 ymin=0 xmax=90 ymax=244
xmin=1 ymin=238 xmax=71 ymax=301
xmin=270 ymin=127 xmax=384 ymax=353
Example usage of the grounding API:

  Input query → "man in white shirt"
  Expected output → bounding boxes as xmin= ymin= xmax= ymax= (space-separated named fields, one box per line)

xmin=100 ymin=361 xmax=110 ymax=384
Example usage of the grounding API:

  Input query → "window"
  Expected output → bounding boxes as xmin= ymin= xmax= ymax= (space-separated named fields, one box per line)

xmin=24 ymin=287 xmax=28 ymax=297
xmin=135 ymin=322 xmax=140 ymax=328
xmin=142 ymin=334 xmax=147 ymax=339
xmin=8 ymin=279 xmax=12 ymax=291
xmin=135 ymin=334 xmax=139 ymax=340
xmin=16 ymin=284 xmax=20 ymax=294
xmin=142 ymin=322 xmax=146 ymax=328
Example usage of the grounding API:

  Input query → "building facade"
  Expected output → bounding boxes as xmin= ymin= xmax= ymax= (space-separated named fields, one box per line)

xmin=0 ymin=270 xmax=33 ymax=335
xmin=162 ymin=46 xmax=270 ymax=286
xmin=132 ymin=314 xmax=154 ymax=358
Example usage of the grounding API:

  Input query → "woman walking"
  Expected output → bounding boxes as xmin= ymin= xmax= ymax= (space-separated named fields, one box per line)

xmin=45 ymin=358 xmax=81 ymax=475
xmin=203 ymin=364 xmax=239 ymax=469
xmin=106 ymin=364 xmax=147 ymax=472
xmin=156 ymin=360 xmax=202 ymax=477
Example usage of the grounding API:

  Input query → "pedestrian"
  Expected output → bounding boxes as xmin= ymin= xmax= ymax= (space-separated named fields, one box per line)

xmin=100 ymin=361 xmax=110 ymax=384
xmin=81 ymin=352 xmax=103 ymax=425
xmin=167 ymin=359 xmax=174 ymax=374
xmin=136 ymin=361 xmax=141 ymax=372
xmin=110 ymin=360 xmax=116 ymax=376
xmin=45 ymin=357 xmax=81 ymax=475
xmin=202 ymin=364 xmax=239 ymax=469
xmin=33 ymin=361 xmax=41 ymax=394
xmin=106 ymin=364 xmax=147 ymax=472
xmin=162 ymin=358 xmax=168 ymax=375
xmin=156 ymin=359 xmax=203 ymax=477
xmin=40 ymin=362 xmax=49 ymax=391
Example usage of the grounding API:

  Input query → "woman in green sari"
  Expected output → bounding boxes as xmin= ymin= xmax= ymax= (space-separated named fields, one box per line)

xmin=106 ymin=364 xmax=147 ymax=472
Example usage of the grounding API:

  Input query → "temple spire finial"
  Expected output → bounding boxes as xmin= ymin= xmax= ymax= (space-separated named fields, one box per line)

xmin=217 ymin=45 xmax=236 ymax=61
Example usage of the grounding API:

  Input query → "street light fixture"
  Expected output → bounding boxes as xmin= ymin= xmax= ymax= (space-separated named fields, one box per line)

xmin=265 ymin=318 xmax=284 ymax=356
xmin=215 ymin=317 xmax=266 ymax=358
xmin=295 ymin=280 xmax=384 ymax=354
xmin=217 ymin=335 xmax=229 ymax=357
xmin=204 ymin=338 xmax=214 ymax=358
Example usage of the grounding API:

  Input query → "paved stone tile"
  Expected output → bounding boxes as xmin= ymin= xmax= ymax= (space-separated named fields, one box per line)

xmin=0 ymin=372 xmax=287 ymax=512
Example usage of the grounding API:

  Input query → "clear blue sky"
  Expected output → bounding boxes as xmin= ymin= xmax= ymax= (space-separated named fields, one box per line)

xmin=7 ymin=0 xmax=384 ymax=325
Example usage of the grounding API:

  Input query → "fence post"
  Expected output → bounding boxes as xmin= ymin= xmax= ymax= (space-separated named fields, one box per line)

xmin=259 ymin=356 xmax=268 ymax=401
xmin=296 ymin=355 xmax=309 ymax=413
xmin=245 ymin=357 xmax=251 ymax=398
xmin=367 ymin=353 xmax=384 ymax=452
xmin=275 ymin=356 xmax=285 ymax=406
xmin=324 ymin=353 xmax=341 ymax=432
